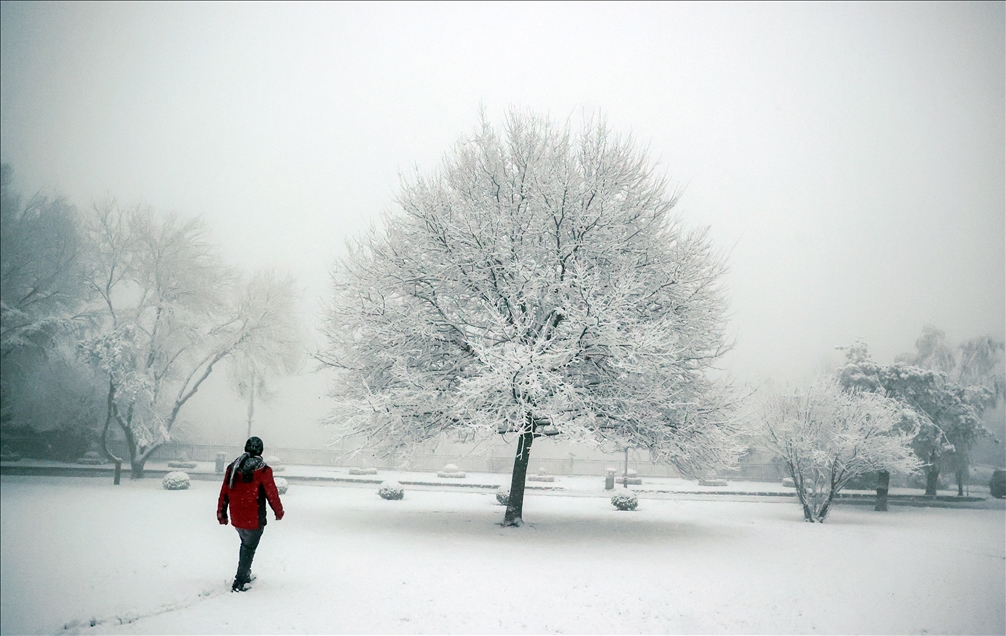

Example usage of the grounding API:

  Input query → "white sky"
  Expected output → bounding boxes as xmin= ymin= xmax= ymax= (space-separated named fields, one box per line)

xmin=2 ymin=1 xmax=1004 ymax=387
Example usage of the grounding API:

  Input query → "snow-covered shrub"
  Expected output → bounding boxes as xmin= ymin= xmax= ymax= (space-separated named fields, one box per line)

xmin=378 ymin=481 xmax=404 ymax=500
xmin=162 ymin=471 xmax=190 ymax=490
xmin=495 ymin=488 xmax=509 ymax=505
xmin=611 ymin=491 xmax=638 ymax=511
xmin=438 ymin=463 xmax=465 ymax=478
xmin=265 ymin=455 xmax=284 ymax=471
xmin=274 ymin=477 xmax=289 ymax=495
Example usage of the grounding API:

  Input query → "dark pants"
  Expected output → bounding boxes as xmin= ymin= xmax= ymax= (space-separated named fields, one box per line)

xmin=235 ymin=527 xmax=264 ymax=585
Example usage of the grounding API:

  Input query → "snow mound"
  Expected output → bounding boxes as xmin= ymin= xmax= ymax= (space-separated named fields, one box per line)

xmin=438 ymin=464 xmax=465 ymax=478
xmin=528 ymin=468 xmax=555 ymax=482
xmin=161 ymin=472 xmax=190 ymax=490
xmin=699 ymin=479 xmax=728 ymax=487
xmin=378 ymin=481 xmax=404 ymax=500
xmin=275 ymin=477 xmax=289 ymax=495
xmin=77 ymin=450 xmax=104 ymax=465
xmin=349 ymin=467 xmax=378 ymax=475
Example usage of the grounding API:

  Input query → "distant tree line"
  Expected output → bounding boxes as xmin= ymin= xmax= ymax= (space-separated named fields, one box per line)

xmin=1 ymin=164 xmax=302 ymax=477
xmin=759 ymin=325 xmax=1004 ymax=522
xmin=837 ymin=328 xmax=1004 ymax=496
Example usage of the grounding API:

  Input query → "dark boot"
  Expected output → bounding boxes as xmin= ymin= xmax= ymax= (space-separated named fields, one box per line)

xmin=231 ymin=579 xmax=252 ymax=593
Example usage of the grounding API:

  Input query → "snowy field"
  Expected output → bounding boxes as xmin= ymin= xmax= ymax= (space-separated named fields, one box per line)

xmin=1 ymin=476 xmax=1003 ymax=635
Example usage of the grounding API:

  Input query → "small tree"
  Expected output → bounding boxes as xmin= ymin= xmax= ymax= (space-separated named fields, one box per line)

xmin=762 ymin=379 xmax=920 ymax=523
xmin=228 ymin=270 xmax=303 ymax=439
xmin=323 ymin=109 xmax=742 ymax=526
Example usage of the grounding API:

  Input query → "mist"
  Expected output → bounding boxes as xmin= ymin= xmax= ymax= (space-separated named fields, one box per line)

xmin=2 ymin=2 xmax=1003 ymax=447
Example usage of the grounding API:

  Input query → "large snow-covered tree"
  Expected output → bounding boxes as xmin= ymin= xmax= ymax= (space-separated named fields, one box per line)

xmin=323 ymin=110 xmax=742 ymax=526
xmin=1 ymin=165 xmax=99 ymax=442
xmin=762 ymin=379 xmax=920 ymax=523
xmin=0 ymin=165 xmax=86 ymax=361
xmin=81 ymin=202 xmax=300 ymax=477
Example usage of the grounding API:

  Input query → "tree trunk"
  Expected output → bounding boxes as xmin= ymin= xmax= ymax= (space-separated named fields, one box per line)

xmin=955 ymin=468 xmax=965 ymax=497
xmin=874 ymin=470 xmax=890 ymax=511
xmin=100 ymin=380 xmax=124 ymax=484
xmin=786 ymin=463 xmax=815 ymax=522
xmin=130 ymin=442 xmax=166 ymax=480
xmin=502 ymin=429 xmax=534 ymax=527
xmin=801 ymin=502 xmax=815 ymax=522
xmin=816 ymin=502 xmax=831 ymax=522
xmin=130 ymin=459 xmax=145 ymax=479
xmin=925 ymin=465 xmax=940 ymax=496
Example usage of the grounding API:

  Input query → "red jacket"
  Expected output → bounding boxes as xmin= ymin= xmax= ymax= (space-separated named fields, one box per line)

xmin=217 ymin=456 xmax=284 ymax=530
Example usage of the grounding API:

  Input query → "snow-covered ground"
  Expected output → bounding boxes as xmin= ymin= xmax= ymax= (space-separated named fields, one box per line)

xmin=1 ymin=475 xmax=1003 ymax=635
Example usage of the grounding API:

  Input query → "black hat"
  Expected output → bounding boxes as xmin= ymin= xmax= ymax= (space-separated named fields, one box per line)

xmin=244 ymin=436 xmax=264 ymax=456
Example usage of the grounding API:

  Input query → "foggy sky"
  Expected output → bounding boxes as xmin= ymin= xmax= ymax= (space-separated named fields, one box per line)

xmin=2 ymin=1 xmax=1003 ymax=387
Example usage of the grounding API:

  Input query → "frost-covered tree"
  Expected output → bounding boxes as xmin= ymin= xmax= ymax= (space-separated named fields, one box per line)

xmin=0 ymin=165 xmax=86 ymax=361
xmin=323 ymin=109 xmax=741 ymax=526
xmin=895 ymin=325 xmax=956 ymax=374
xmin=81 ymin=202 xmax=300 ymax=477
xmin=838 ymin=338 xmax=994 ymax=496
xmin=957 ymin=335 xmax=1006 ymax=397
xmin=228 ymin=270 xmax=304 ymax=439
xmin=762 ymin=379 xmax=920 ymax=523
xmin=1 ymin=165 xmax=96 ymax=442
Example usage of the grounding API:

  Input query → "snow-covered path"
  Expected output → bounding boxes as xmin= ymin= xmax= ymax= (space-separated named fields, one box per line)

xmin=1 ymin=476 xmax=1003 ymax=634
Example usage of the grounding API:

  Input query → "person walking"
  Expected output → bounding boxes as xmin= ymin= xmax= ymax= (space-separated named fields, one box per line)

xmin=217 ymin=436 xmax=284 ymax=592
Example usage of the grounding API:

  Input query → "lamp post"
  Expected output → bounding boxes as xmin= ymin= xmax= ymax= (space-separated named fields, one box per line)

xmin=623 ymin=447 xmax=629 ymax=489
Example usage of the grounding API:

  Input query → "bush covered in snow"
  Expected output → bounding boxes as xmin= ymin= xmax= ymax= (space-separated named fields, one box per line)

xmin=161 ymin=471 xmax=190 ymax=490
xmin=274 ymin=477 xmax=289 ymax=495
xmin=378 ymin=481 xmax=404 ymax=500
xmin=437 ymin=463 xmax=465 ymax=478
xmin=495 ymin=488 xmax=509 ymax=506
xmin=611 ymin=491 xmax=638 ymax=511
xmin=265 ymin=455 xmax=284 ymax=471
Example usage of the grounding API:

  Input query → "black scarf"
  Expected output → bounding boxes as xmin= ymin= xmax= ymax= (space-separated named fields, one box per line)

xmin=228 ymin=453 xmax=265 ymax=488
